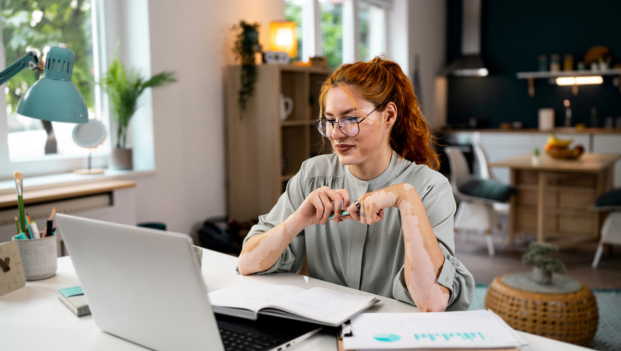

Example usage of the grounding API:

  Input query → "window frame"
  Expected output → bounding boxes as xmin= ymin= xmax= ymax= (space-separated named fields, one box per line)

xmin=0 ymin=0 xmax=110 ymax=180
xmin=296 ymin=0 xmax=391 ymax=65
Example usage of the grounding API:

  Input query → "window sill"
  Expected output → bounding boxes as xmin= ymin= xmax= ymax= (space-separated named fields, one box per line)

xmin=0 ymin=169 xmax=156 ymax=196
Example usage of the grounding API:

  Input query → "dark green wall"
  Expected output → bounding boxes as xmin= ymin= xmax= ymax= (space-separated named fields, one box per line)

xmin=446 ymin=0 xmax=621 ymax=128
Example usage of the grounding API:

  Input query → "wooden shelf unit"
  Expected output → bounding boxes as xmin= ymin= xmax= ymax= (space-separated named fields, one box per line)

xmin=226 ymin=64 xmax=333 ymax=221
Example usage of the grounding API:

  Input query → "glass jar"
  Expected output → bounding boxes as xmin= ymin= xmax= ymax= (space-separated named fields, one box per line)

xmin=563 ymin=54 xmax=573 ymax=71
xmin=550 ymin=54 xmax=561 ymax=72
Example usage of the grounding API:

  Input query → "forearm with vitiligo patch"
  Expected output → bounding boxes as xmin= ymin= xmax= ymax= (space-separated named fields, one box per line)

xmin=399 ymin=192 xmax=450 ymax=312
xmin=237 ymin=215 xmax=304 ymax=275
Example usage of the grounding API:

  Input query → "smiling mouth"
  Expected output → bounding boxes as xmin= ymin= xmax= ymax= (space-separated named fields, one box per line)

xmin=335 ymin=144 xmax=354 ymax=153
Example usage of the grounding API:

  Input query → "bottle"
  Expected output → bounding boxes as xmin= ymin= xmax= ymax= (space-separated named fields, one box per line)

xmin=590 ymin=107 xmax=599 ymax=128
xmin=564 ymin=100 xmax=572 ymax=127
xmin=550 ymin=54 xmax=561 ymax=72
xmin=538 ymin=55 xmax=548 ymax=72
xmin=563 ymin=54 xmax=573 ymax=71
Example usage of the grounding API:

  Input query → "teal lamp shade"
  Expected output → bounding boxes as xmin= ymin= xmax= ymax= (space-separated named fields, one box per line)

xmin=16 ymin=46 xmax=88 ymax=124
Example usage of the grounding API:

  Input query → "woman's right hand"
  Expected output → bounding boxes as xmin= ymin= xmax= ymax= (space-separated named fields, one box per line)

xmin=295 ymin=186 xmax=351 ymax=227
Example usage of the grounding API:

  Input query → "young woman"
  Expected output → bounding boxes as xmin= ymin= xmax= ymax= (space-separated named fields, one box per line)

xmin=237 ymin=57 xmax=474 ymax=312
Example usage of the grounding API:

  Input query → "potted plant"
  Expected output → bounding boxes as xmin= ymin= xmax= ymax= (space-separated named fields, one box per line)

xmin=232 ymin=20 xmax=261 ymax=118
xmin=522 ymin=241 xmax=566 ymax=284
xmin=100 ymin=56 xmax=176 ymax=170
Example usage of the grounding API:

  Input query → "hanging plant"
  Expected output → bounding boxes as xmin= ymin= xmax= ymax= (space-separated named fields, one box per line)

xmin=232 ymin=20 xmax=261 ymax=118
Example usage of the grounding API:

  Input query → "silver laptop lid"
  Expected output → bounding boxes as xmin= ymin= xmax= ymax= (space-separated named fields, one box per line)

xmin=56 ymin=214 xmax=224 ymax=351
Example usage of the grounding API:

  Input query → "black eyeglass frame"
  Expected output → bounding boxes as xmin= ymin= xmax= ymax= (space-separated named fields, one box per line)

xmin=314 ymin=101 xmax=387 ymax=138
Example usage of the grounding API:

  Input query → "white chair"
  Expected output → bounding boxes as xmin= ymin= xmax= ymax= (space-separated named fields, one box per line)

xmin=591 ymin=208 xmax=621 ymax=268
xmin=445 ymin=147 xmax=507 ymax=256
xmin=472 ymin=133 xmax=509 ymax=216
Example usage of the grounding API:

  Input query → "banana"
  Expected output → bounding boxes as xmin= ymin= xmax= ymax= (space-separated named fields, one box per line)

xmin=547 ymin=134 xmax=573 ymax=148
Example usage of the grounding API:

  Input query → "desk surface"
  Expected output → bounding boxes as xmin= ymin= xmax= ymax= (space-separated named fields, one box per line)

xmin=489 ymin=152 xmax=621 ymax=172
xmin=0 ymin=249 xmax=590 ymax=351
xmin=0 ymin=180 xmax=136 ymax=208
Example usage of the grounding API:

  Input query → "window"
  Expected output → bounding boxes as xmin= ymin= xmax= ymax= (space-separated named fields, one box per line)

xmin=284 ymin=0 xmax=389 ymax=69
xmin=0 ymin=0 xmax=107 ymax=177
xmin=284 ymin=0 xmax=304 ymax=62
xmin=358 ymin=1 xmax=386 ymax=62
xmin=320 ymin=0 xmax=343 ymax=69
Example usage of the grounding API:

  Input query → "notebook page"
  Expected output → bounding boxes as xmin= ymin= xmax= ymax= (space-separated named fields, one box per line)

xmin=265 ymin=287 xmax=377 ymax=326
xmin=208 ymin=282 xmax=305 ymax=313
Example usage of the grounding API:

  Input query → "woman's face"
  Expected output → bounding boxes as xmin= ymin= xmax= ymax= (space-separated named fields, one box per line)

xmin=323 ymin=86 xmax=393 ymax=167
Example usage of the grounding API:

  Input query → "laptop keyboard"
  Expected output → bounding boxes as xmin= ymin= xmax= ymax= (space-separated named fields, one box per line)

xmin=219 ymin=328 xmax=283 ymax=351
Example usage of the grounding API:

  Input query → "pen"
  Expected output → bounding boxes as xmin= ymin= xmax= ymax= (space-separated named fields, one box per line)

xmin=43 ymin=219 xmax=53 ymax=238
xmin=31 ymin=221 xmax=41 ymax=239
xmin=25 ymin=216 xmax=33 ymax=240
xmin=329 ymin=211 xmax=350 ymax=220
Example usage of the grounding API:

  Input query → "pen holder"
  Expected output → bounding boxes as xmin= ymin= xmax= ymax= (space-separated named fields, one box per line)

xmin=12 ymin=233 xmax=57 ymax=281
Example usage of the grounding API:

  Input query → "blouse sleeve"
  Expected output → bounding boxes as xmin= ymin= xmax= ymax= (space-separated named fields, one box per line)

xmin=236 ymin=164 xmax=308 ymax=275
xmin=391 ymin=182 xmax=475 ymax=311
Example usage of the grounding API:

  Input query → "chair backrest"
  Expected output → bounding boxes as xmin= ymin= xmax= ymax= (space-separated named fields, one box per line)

xmin=445 ymin=147 xmax=471 ymax=193
xmin=473 ymin=143 xmax=492 ymax=179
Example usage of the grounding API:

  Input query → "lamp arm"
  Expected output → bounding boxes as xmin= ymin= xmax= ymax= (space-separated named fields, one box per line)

xmin=0 ymin=52 xmax=43 ymax=86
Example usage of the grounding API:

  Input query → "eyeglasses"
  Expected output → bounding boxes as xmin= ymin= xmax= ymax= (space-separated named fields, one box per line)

xmin=315 ymin=102 xmax=385 ymax=138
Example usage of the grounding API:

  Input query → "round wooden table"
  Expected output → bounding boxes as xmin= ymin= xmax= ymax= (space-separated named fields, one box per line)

xmin=485 ymin=274 xmax=599 ymax=347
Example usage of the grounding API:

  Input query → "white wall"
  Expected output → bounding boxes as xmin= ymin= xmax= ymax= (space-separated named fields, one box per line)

xmin=134 ymin=0 xmax=285 ymax=240
xmin=407 ymin=0 xmax=447 ymax=130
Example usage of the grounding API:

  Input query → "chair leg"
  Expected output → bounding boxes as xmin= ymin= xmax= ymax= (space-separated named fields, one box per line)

xmin=592 ymin=244 xmax=604 ymax=269
xmin=485 ymin=230 xmax=495 ymax=257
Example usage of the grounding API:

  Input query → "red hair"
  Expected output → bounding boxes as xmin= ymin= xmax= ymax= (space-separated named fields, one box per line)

xmin=319 ymin=56 xmax=439 ymax=170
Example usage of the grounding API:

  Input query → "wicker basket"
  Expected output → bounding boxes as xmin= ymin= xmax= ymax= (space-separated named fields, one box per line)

xmin=485 ymin=275 xmax=599 ymax=347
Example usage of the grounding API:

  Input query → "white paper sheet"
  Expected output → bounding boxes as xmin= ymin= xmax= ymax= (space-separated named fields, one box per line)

xmin=208 ymin=282 xmax=305 ymax=312
xmin=342 ymin=310 xmax=529 ymax=350
xmin=266 ymin=287 xmax=377 ymax=325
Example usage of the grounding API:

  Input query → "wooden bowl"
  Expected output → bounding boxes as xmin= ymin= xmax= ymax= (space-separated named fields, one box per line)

xmin=546 ymin=148 xmax=582 ymax=160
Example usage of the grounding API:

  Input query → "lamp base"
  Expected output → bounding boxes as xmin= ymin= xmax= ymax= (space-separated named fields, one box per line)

xmin=73 ymin=168 xmax=105 ymax=175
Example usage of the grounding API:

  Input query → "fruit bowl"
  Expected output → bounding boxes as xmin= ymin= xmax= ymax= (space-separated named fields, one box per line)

xmin=545 ymin=148 xmax=582 ymax=160
xmin=544 ymin=134 xmax=584 ymax=160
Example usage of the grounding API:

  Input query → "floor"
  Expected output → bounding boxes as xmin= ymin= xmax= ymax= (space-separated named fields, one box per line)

xmin=454 ymin=217 xmax=621 ymax=289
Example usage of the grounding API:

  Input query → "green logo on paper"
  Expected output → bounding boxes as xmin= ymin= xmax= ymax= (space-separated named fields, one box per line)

xmin=374 ymin=334 xmax=401 ymax=342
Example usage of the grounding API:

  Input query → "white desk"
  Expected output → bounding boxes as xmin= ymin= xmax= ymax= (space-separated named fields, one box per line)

xmin=0 ymin=249 xmax=590 ymax=351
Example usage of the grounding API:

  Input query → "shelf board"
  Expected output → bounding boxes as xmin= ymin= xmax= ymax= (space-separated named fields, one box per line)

xmin=281 ymin=120 xmax=315 ymax=127
xmin=517 ymin=69 xmax=621 ymax=79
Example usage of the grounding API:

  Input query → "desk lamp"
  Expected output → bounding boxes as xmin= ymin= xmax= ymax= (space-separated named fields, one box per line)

xmin=0 ymin=43 xmax=88 ymax=124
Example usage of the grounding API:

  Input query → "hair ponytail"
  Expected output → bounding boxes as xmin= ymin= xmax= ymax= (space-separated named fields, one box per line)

xmin=318 ymin=56 xmax=439 ymax=170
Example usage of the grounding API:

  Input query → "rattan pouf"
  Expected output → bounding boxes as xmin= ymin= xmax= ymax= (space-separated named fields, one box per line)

xmin=485 ymin=274 xmax=599 ymax=347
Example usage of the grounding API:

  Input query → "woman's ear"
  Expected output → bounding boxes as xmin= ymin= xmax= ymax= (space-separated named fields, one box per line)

xmin=384 ymin=102 xmax=398 ymax=129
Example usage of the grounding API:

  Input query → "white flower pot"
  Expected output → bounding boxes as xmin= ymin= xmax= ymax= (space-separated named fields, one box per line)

xmin=110 ymin=148 xmax=133 ymax=170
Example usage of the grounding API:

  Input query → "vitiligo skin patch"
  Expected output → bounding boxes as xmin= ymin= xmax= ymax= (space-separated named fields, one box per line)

xmin=357 ymin=183 xmax=450 ymax=312
xmin=238 ymin=215 xmax=303 ymax=275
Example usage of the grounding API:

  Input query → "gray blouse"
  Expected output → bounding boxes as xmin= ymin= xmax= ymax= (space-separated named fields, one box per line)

xmin=241 ymin=150 xmax=474 ymax=311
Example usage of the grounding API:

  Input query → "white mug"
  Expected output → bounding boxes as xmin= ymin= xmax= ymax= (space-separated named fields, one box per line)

xmin=281 ymin=94 xmax=293 ymax=120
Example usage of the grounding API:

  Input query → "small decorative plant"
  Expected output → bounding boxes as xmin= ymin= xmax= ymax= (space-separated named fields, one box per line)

xmin=522 ymin=242 xmax=566 ymax=284
xmin=101 ymin=55 xmax=176 ymax=149
xmin=232 ymin=20 xmax=261 ymax=117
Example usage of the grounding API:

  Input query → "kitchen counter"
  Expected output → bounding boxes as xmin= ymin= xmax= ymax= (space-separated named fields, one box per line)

xmin=438 ymin=128 xmax=621 ymax=134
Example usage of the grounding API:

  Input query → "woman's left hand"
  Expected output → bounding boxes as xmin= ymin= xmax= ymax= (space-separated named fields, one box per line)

xmin=346 ymin=183 xmax=417 ymax=225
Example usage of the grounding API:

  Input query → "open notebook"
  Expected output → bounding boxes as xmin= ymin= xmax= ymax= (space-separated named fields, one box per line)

xmin=208 ymin=282 xmax=379 ymax=327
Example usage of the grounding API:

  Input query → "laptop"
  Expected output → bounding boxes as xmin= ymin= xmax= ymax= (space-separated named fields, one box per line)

xmin=55 ymin=214 xmax=321 ymax=351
